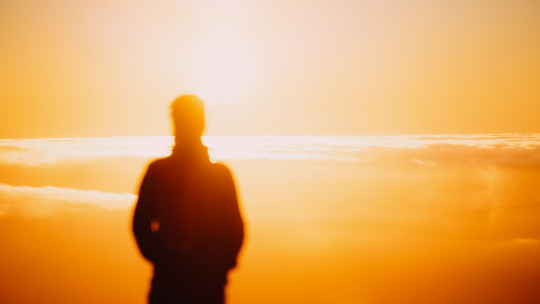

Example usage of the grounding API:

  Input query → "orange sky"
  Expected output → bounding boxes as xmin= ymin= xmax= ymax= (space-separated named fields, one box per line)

xmin=1 ymin=0 xmax=539 ymax=138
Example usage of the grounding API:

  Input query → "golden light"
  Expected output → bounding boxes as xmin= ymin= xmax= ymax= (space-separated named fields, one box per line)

xmin=192 ymin=44 xmax=254 ymax=103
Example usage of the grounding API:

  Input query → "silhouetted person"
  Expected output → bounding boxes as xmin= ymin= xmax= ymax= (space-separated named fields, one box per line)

xmin=133 ymin=95 xmax=244 ymax=304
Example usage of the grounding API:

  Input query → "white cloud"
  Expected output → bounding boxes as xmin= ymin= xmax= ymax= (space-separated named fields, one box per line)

xmin=0 ymin=136 xmax=172 ymax=166
xmin=0 ymin=183 xmax=136 ymax=218
xmin=0 ymin=134 xmax=539 ymax=167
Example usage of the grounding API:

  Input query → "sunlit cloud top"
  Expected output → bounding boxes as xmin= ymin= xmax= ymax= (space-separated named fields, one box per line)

xmin=0 ymin=134 xmax=539 ymax=167
xmin=0 ymin=183 xmax=135 ymax=218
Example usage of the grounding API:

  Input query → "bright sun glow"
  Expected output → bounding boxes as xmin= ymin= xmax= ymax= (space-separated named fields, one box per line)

xmin=193 ymin=44 xmax=254 ymax=103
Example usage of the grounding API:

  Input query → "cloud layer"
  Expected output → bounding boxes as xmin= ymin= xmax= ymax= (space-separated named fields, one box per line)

xmin=1 ymin=134 xmax=539 ymax=167
xmin=0 ymin=183 xmax=135 ymax=218
xmin=0 ymin=135 xmax=539 ymax=303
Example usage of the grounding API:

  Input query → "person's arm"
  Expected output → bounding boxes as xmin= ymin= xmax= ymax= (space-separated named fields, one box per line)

xmin=132 ymin=163 xmax=160 ymax=262
xmin=218 ymin=165 xmax=245 ymax=269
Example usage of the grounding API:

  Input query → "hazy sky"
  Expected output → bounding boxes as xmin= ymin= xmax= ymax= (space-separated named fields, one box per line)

xmin=1 ymin=0 xmax=539 ymax=138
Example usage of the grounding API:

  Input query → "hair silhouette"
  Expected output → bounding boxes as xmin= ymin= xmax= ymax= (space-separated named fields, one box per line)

xmin=133 ymin=95 xmax=244 ymax=304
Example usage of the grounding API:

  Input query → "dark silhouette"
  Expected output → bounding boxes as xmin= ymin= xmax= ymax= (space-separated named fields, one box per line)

xmin=133 ymin=95 xmax=244 ymax=304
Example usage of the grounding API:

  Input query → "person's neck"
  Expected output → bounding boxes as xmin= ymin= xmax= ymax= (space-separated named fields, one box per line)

xmin=172 ymin=137 xmax=206 ymax=159
xmin=176 ymin=134 xmax=202 ymax=145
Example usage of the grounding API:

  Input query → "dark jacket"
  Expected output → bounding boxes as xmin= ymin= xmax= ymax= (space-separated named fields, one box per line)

xmin=133 ymin=147 xmax=244 ymax=286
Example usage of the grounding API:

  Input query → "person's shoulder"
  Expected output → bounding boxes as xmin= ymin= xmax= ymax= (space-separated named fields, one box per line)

xmin=210 ymin=161 xmax=231 ymax=171
xmin=209 ymin=162 xmax=233 ymax=176
xmin=146 ymin=156 xmax=174 ymax=171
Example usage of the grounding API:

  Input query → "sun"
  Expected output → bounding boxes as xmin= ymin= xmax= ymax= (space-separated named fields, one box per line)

xmin=193 ymin=44 xmax=254 ymax=102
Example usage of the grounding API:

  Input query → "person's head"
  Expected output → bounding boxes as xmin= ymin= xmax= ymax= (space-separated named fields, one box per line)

xmin=171 ymin=95 xmax=205 ymax=145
